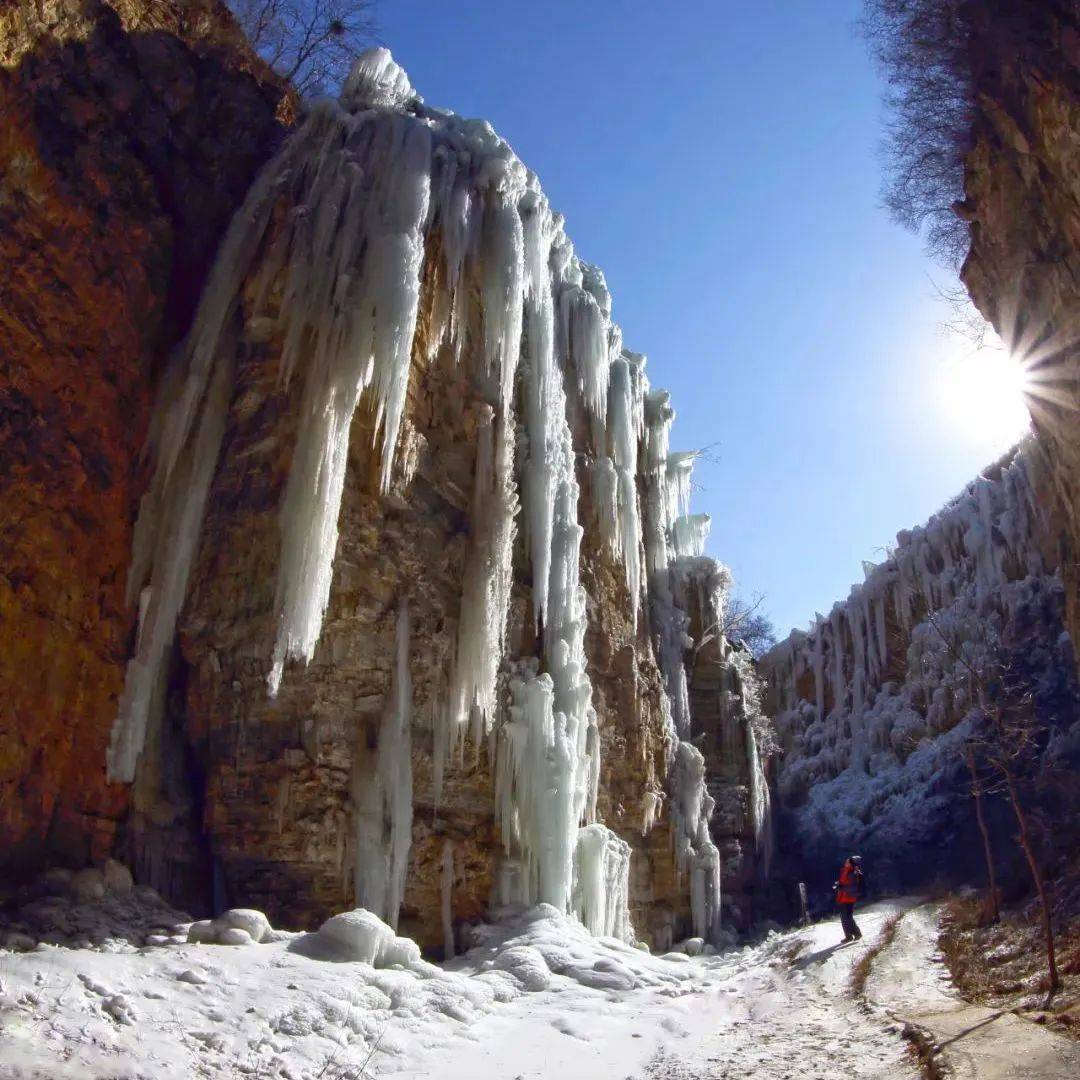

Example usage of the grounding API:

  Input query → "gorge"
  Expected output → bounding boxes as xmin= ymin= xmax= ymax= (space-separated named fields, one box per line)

xmin=1 ymin=0 xmax=1079 ymax=1043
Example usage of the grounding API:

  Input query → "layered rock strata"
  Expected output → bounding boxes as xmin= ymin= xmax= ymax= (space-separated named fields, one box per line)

xmin=959 ymin=0 xmax=1080 ymax=659
xmin=101 ymin=48 xmax=766 ymax=950
xmin=0 ymin=0 xmax=287 ymax=872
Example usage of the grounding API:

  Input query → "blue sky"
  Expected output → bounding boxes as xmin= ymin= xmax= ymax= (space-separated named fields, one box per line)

xmin=377 ymin=0 xmax=1025 ymax=637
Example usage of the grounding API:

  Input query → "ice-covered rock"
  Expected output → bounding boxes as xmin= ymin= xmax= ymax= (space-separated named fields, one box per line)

xmin=340 ymin=47 xmax=418 ymax=111
xmin=676 ymin=936 xmax=705 ymax=956
xmin=185 ymin=908 xmax=274 ymax=946
xmin=216 ymin=908 xmax=271 ymax=944
xmin=316 ymin=908 xmax=421 ymax=967
xmin=491 ymin=945 xmax=552 ymax=992
xmin=38 ymin=868 xmax=74 ymax=895
xmin=218 ymin=927 xmax=253 ymax=946
xmin=186 ymin=920 xmax=217 ymax=944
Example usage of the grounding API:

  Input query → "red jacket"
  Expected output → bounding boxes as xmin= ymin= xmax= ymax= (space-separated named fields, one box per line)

xmin=836 ymin=862 xmax=861 ymax=904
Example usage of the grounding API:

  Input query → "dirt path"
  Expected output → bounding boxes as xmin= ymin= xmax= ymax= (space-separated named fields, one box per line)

xmin=865 ymin=904 xmax=1080 ymax=1079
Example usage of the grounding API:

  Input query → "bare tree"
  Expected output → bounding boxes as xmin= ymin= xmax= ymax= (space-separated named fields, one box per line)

xmin=926 ymin=611 xmax=1059 ymax=994
xmin=975 ymin=679 xmax=1060 ymax=995
xmin=722 ymin=593 xmax=778 ymax=660
xmin=964 ymin=742 xmax=1000 ymax=924
xmin=862 ymin=0 xmax=974 ymax=265
xmin=229 ymin=0 xmax=377 ymax=96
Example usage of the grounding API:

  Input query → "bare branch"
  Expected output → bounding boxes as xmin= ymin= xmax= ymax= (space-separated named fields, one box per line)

xmin=228 ymin=0 xmax=377 ymax=95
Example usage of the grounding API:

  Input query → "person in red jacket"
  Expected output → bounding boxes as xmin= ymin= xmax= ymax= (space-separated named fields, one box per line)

xmin=834 ymin=855 xmax=864 ymax=943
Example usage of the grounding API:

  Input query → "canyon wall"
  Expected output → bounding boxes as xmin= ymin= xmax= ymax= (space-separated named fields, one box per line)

xmin=0 ymin=3 xmax=771 ymax=952
xmin=118 ymin=51 xmax=772 ymax=951
xmin=960 ymin=0 xmax=1080 ymax=660
xmin=760 ymin=442 xmax=1080 ymax=901
xmin=0 ymin=0 xmax=288 ymax=870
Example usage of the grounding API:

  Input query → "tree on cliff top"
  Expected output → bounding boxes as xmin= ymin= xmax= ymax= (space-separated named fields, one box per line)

xmin=229 ymin=0 xmax=376 ymax=95
xmin=862 ymin=0 xmax=974 ymax=265
xmin=722 ymin=593 xmax=777 ymax=660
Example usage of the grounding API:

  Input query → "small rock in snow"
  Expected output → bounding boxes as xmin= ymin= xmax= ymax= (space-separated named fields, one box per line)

xmin=103 ymin=859 xmax=134 ymax=894
xmin=71 ymin=868 xmax=107 ymax=902
xmin=176 ymin=969 xmax=208 ymax=985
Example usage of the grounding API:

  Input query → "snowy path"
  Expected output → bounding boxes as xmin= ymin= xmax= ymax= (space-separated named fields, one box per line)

xmin=635 ymin=900 xmax=921 ymax=1080
xmin=399 ymin=900 xmax=923 ymax=1079
xmin=865 ymin=904 xmax=1080 ymax=1079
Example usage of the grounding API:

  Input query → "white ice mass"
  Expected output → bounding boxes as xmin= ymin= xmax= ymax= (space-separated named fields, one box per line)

xmin=106 ymin=48 xmax=741 ymax=944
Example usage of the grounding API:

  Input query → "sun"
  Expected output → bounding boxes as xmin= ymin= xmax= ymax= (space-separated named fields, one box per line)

xmin=937 ymin=331 xmax=1032 ymax=449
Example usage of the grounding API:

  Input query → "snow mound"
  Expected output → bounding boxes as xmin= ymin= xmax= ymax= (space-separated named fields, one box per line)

xmin=340 ymin=47 xmax=418 ymax=111
xmin=187 ymin=908 xmax=277 ymax=946
xmin=491 ymin=945 xmax=552 ymax=991
xmin=315 ymin=908 xmax=421 ymax=966
xmin=461 ymin=904 xmax=710 ymax=995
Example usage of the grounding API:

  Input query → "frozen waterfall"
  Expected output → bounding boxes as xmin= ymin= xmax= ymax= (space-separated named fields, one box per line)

xmin=108 ymin=47 xmax=734 ymax=943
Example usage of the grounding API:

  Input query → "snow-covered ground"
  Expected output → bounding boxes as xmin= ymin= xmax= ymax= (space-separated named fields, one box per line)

xmin=0 ymin=880 xmax=935 ymax=1080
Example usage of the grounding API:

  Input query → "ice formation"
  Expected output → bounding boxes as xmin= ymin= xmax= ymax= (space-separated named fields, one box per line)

xmin=760 ymin=440 xmax=1074 ymax=856
xmin=353 ymin=601 xmax=413 ymax=928
xmin=108 ymin=48 xmax=734 ymax=942
xmin=573 ymin=823 xmax=633 ymax=941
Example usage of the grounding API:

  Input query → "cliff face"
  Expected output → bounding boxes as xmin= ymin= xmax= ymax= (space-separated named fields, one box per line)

xmin=1 ymin=8 xmax=768 ymax=952
xmin=0 ymin=0 xmax=287 ymax=870
xmin=120 ymin=54 xmax=769 ymax=950
xmin=959 ymin=0 xmax=1080 ymax=657
xmin=760 ymin=443 xmax=1080 ymax=900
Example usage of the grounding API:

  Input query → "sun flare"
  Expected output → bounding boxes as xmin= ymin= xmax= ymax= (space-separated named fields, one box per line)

xmin=937 ymin=333 xmax=1032 ymax=449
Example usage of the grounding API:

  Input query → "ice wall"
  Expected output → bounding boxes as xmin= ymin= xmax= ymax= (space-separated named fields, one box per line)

xmin=109 ymin=48 xmax=730 ymax=942
xmin=760 ymin=439 xmax=1075 ymax=867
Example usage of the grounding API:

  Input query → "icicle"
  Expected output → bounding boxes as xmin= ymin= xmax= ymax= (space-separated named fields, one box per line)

xmin=606 ymin=354 xmax=644 ymax=617
xmin=812 ymin=616 xmax=825 ymax=722
xmin=641 ymin=791 xmax=661 ymax=835
xmin=446 ymin=404 xmax=519 ymax=750
xmin=494 ymin=668 xmax=593 ymax=912
xmin=573 ymin=823 xmax=633 ymax=942
xmin=441 ymin=839 xmax=455 ymax=959
xmin=670 ymin=741 xmax=722 ymax=942
xmin=107 ymin=346 xmax=236 ymax=782
xmin=353 ymin=600 xmax=413 ymax=929
xmin=672 ymin=513 xmax=711 ymax=560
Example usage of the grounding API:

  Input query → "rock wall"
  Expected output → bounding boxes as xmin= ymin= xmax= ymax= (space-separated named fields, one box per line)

xmin=0 ymin=0 xmax=288 ymax=872
xmin=0 ymin=14 xmax=771 ymax=951
xmin=674 ymin=559 xmax=773 ymax=930
xmin=760 ymin=441 xmax=1080 ymax=900
xmin=959 ymin=0 xmax=1080 ymax=660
